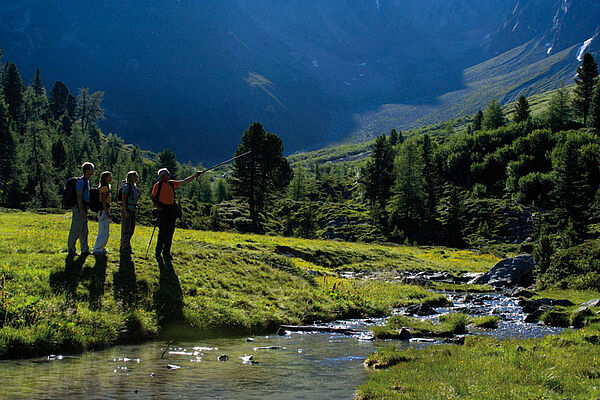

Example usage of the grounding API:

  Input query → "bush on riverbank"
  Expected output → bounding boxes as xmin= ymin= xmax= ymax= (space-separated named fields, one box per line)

xmin=360 ymin=324 xmax=600 ymax=399
xmin=0 ymin=212 xmax=498 ymax=358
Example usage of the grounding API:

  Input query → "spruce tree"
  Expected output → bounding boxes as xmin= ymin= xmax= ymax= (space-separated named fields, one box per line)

xmin=573 ymin=53 xmax=598 ymax=126
xmin=23 ymin=121 xmax=56 ymax=207
xmin=31 ymin=68 xmax=45 ymax=97
xmin=290 ymin=167 xmax=306 ymax=201
xmin=589 ymin=78 xmax=600 ymax=133
xmin=421 ymin=134 xmax=440 ymax=218
xmin=157 ymin=149 xmax=179 ymax=178
xmin=437 ymin=183 xmax=464 ymax=247
xmin=388 ymin=140 xmax=427 ymax=236
xmin=230 ymin=122 xmax=293 ymax=232
xmin=2 ymin=63 xmax=25 ymax=131
xmin=388 ymin=128 xmax=398 ymax=146
xmin=514 ymin=95 xmax=531 ymax=123
xmin=0 ymin=99 xmax=17 ymax=206
xmin=49 ymin=81 xmax=69 ymax=120
xmin=546 ymin=83 xmax=573 ymax=132
xmin=482 ymin=99 xmax=505 ymax=130
xmin=473 ymin=110 xmax=483 ymax=131
xmin=362 ymin=134 xmax=395 ymax=209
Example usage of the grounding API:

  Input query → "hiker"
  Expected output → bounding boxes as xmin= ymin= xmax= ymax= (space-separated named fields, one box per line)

xmin=151 ymin=168 xmax=200 ymax=260
xmin=92 ymin=171 xmax=113 ymax=255
xmin=120 ymin=171 xmax=140 ymax=254
xmin=67 ymin=162 xmax=95 ymax=256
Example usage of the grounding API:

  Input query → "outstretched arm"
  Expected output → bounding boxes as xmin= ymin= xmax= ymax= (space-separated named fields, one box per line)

xmin=176 ymin=171 xmax=201 ymax=186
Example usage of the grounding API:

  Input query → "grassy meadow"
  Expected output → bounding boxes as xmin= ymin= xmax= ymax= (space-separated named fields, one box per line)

xmin=359 ymin=325 xmax=600 ymax=400
xmin=0 ymin=210 xmax=498 ymax=358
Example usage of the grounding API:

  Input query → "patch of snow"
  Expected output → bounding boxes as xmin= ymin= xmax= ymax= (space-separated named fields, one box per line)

xmin=512 ymin=21 xmax=519 ymax=32
xmin=375 ymin=0 xmax=380 ymax=10
xmin=312 ymin=59 xmax=319 ymax=68
xmin=547 ymin=46 xmax=553 ymax=55
xmin=483 ymin=33 xmax=491 ymax=41
xmin=358 ymin=62 xmax=367 ymax=66
xmin=577 ymin=36 xmax=596 ymax=61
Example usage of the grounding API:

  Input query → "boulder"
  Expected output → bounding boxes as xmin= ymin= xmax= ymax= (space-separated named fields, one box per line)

xmin=582 ymin=299 xmax=600 ymax=308
xmin=571 ymin=306 xmax=593 ymax=327
xmin=472 ymin=255 xmax=534 ymax=288
xmin=405 ymin=303 xmax=437 ymax=316
xmin=398 ymin=327 xmax=412 ymax=340
xmin=509 ymin=287 xmax=535 ymax=298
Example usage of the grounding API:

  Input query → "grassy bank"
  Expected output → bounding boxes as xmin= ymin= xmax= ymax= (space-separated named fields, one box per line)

xmin=0 ymin=211 xmax=498 ymax=359
xmin=359 ymin=324 xmax=600 ymax=399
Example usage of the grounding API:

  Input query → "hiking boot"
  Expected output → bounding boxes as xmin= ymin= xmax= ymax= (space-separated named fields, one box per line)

xmin=80 ymin=250 xmax=90 ymax=257
xmin=67 ymin=249 xmax=78 ymax=257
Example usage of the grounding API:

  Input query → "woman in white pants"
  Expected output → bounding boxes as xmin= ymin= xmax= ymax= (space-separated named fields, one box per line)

xmin=93 ymin=171 xmax=112 ymax=255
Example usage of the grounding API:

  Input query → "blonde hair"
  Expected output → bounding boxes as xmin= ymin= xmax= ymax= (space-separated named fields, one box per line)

xmin=126 ymin=171 xmax=138 ymax=184
xmin=98 ymin=171 xmax=112 ymax=188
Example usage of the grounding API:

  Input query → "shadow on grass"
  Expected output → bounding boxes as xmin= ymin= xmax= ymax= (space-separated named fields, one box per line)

xmin=114 ymin=253 xmax=138 ymax=309
xmin=49 ymin=253 xmax=90 ymax=301
xmin=154 ymin=257 xmax=184 ymax=324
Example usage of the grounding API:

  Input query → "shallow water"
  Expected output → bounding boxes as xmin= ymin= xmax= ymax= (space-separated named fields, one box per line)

xmin=0 ymin=294 xmax=564 ymax=399
xmin=0 ymin=320 xmax=428 ymax=400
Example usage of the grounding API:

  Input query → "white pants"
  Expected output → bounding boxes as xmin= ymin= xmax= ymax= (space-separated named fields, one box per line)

xmin=93 ymin=210 xmax=110 ymax=254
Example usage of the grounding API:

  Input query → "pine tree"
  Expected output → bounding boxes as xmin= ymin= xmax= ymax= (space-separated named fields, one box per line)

xmin=2 ymin=63 xmax=25 ymax=132
xmin=388 ymin=128 xmax=398 ymax=146
xmin=49 ymin=81 xmax=69 ymax=120
xmin=22 ymin=121 xmax=57 ymax=207
xmin=290 ymin=167 xmax=306 ymax=201
xmin=546 ymin=83 xmax=573 ymax=132
xmin=589 ymin=78 xmax=600 ymax=133
xmin=514 ymin=95 xmax=531 ymax=123
xmin=482 ymin=99 xmax=505 ymax=130
xmin=157 ymin=149 xmax=179 ymax=178
xmin=77 ymin=88 xmax=105 ymax=134
xmin=230 ymin=122 xmax=293 ymax=232
xmin=552 ymin=136 xmax=589 ymax=230
xmin=31 ymin=68 xmax=45 ymax=97
xmin=473 ymin=110 xmax=483 ymax=131
xmin=0 ymin=99 xmax=17 ymax=206
xmin=421 ymin=134 xmax=440 ymax=218
xmin=573 ymin=53 xmax=598 ymax=126
xmin=388 ymin=140 xmax=427 ymax=236
xmin=362 ymin=134 xmax=395 ymax=209
xmin=437 ymin=183 xmax=464 ymax=247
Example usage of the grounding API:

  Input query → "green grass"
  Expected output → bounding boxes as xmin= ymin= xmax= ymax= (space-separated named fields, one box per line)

xmin=0 ymin=211 xmax=499 ymax=358
xmin=360 ymin=324 xmax=600 ymax=399
xmin=373 ymin=313 xmax=470 ymax=338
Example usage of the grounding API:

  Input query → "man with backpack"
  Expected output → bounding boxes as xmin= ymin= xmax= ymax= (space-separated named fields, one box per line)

xmin=67 ymin=162 xmax=95 ymax=256
xmin=151 ymin=168 xmax=200 ymax=261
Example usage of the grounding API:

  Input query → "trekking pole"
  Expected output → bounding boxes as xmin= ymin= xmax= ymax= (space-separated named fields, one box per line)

xmin=196 ymin=151 xmax=251 ymax=180
xmin=146 ymin=221 xmax=157 ymax=258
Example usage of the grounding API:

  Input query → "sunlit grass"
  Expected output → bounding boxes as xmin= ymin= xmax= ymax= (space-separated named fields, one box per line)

xmin=0 ymin=211 xmax=499 ymax=358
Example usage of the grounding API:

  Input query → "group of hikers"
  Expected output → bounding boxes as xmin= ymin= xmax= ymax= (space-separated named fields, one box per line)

xmin=67 ymin=162 xmax=201 ymax=260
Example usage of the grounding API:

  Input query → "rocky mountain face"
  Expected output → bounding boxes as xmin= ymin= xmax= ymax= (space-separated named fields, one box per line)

xmin=486 ymin=0 xmax=600 ymax=56
xmin=0 ymin=1 xmax=598 ymax=163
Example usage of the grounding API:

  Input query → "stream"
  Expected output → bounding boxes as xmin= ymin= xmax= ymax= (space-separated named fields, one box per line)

xmin=0 ymin=293 xmax=564 ymax=399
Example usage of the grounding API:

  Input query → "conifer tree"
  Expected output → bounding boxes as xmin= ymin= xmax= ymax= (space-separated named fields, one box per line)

xmin=482 ymin=99 xmax=505 ymax=130
xmin=23 ymin=121 xmax=56 ymax=207
xmin=49 ymin=81 xmax=69 ymax=120
xmin=31 ymin=68 xmax=45 ymax=97
xmin=290 ymin=167 xmax=306 ymax=201
xmin=573 ymin=53 xmax=598 ymax=126
xmin=473 ymin=110 xmax=483 ymax=131
xmin=157 ymin=149 xmax=179 ymax=178
xmin=388 ymin=128 xmax=398 ymax=146
xmin=388 ymin=140 xmax=427 ymax=236
xmin=514 ymin=95 xmax=531 ymax=123
xmin=546 ymin=83 xmax=573 ymax=132
xmin=2 ymin=63 xmax=25 ymax=131
xmin=362 ymin=134 xmax=395 ymax=209
xmin=230 ymin=122 xmax=292 ymax=232
xmin=589 ymin=78 xmax=600 ymax=133
xmin=421 ymin=134 xmax=440 ymax=217
xmin=437 ymin=183 xmax=464 ymax=247
xmin=0 ymin=99 xmax=17 ymax=206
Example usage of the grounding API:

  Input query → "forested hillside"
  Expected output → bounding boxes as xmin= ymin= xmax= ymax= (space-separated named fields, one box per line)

xmin=2 ymin=51 xmax=600 ymax=291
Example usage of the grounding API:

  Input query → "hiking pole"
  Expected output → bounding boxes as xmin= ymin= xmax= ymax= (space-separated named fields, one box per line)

xmin=146 ymin=219 xmax=158 ymax=258
xmin=196 ymin=151 xmax=252 ymax=180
